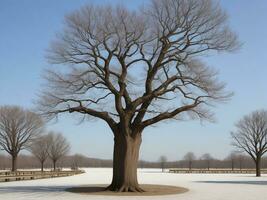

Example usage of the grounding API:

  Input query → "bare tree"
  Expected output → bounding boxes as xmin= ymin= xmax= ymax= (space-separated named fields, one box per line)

xmin=226 ymin=152 xmax=237 ymax=170
xmin=231 ymin=110 xmax=267 ymax=177
xmin=159 ymin=155 xmax=167 ymax=172
xmin=47 ymin=132 xmax=70 ymax=171
xmin=201 ymin=153 xmax=213 ymax=170
xmin=237 ymin=153 xmax=245 ymax=171
xmin=184 ymin=152 xmax=196 ymax=170
xmin=71 ymin=154 xmax=84 ymax=170
xmin=38 ymin=0 xmax=239 ymax=191
xmin=0 ymin=106 xmax=43 ymax=172
xmin=30 ymin=135 xmax=50 ymax=172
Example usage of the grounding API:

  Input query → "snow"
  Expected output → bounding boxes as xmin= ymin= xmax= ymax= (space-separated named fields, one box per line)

xmin=0 ymin=168 xmax=267 ymax=200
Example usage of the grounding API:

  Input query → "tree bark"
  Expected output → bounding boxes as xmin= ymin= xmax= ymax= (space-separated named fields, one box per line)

xmin=255 ymin=157 xmax=261 ymax=177
xmin=106 ymin=132 xmax=144 ymax=192
xmin=11 ymin=154 xmax=17 ymax=172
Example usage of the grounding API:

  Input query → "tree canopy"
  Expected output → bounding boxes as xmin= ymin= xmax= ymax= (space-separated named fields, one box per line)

xmin=38 ymin=0 xmax=239 ymax=133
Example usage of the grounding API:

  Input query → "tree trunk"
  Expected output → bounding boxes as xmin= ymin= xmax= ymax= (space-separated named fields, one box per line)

xmin=106 ymin=132 xmax=144 ymax=192
xmin=255 ymin=157 xmax=261 ymax=177
xmin=189 ymin=161 xmax=192 ymax=170
xmin=53 ymin=160 xmax=56 ymax=171
xmin=41 ymin=161 xmax=44 ymax=172
xmin=11 ymin=154 xmax=17 ymax=172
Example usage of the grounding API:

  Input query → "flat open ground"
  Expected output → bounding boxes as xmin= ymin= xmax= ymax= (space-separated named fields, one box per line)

xmin=0 ymin=168 xmax=267 ymax=200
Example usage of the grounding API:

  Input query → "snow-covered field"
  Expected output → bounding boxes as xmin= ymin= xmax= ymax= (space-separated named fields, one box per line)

xmin=0 ymin=168 xmax=267 ymax=200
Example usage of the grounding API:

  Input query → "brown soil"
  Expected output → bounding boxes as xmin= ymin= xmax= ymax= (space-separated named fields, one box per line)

xmin=66 ymin=184 xmax=188 ymax=196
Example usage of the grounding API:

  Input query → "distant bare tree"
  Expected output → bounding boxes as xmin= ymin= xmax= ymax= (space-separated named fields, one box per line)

xmin=30 ymin=135 xmax=50 ymax=172
xmin=0 ymin=106 xmax=43 ymax=171
xmin=71 ymin=154 xmax=84 ymax=170
xmin=159 ymin=155 xmax=167 ymax=172
xmin=38 ymin=0 xmax=239 ymax=191
xmin=231 ymin=110 xmax=267 ymax=177
xmin=184 ymin=152 xmax=196 ymax=170
xmin=237 ymin=153 xmax=245 ymax=171
xmin=201 ymin=153 xmax=213 ymax=170
xmin=226 ymin=152 xmax=237 ymax=170
xmin=47 ymin=132 xmax=70 ymax=171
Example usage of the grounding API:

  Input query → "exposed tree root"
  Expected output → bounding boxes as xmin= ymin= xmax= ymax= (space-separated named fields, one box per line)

xmin=105 ymin=184 xmax=145 ymax=193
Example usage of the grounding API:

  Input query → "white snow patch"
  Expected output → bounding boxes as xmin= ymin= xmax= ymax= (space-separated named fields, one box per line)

xmin=0 ymin=168 xmax=267 ymax=200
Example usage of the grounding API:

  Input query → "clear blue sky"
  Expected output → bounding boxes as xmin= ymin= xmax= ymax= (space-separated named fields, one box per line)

xmin=0 ymin=0 xmax=266 ymax=161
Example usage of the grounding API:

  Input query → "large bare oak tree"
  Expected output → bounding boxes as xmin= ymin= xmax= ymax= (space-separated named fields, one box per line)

xmin=231 ymin=110 xmax=267 ymax=177
xmin=0 ymin=106 xmax=43 ymax=171
xmin=38 ymin=0 xmax=239 ymax=191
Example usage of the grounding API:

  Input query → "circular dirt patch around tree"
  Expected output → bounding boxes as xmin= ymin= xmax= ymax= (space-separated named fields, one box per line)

xmin=66 ymin=184 xmax=188 ymax=196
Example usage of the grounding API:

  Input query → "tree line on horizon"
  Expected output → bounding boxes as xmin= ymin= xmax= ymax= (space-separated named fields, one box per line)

xmin=159 ymin=152 xmax=267 ymax=171
xmin=1 ymin=151 xmax=267 ymax=171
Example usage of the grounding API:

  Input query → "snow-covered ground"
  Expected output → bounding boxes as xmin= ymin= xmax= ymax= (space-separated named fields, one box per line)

xmin=0 ymin=168 xmax=267 ymax=200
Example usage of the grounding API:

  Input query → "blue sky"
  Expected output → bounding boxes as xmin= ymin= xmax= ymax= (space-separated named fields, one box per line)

xmin=0 ymin=0 xmax=267 ymax=161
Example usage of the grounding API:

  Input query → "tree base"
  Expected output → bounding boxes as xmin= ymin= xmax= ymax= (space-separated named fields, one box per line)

xmin=66 ymin=184 xmax=188 ymax=196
